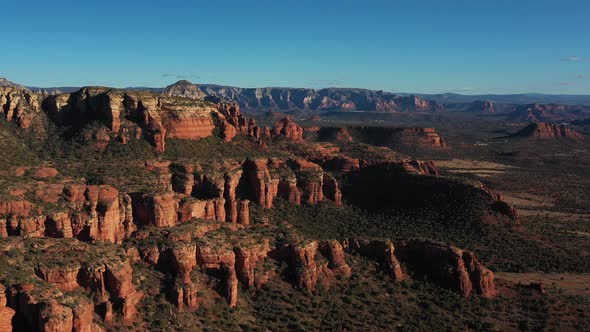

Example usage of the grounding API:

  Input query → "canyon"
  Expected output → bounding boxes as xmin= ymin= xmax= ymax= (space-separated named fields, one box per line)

xmin=1 ymin=78 xmax=584 ymax=331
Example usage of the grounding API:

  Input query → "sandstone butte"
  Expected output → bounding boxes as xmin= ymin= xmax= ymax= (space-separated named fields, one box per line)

xmin=314 ymin=126 xmax=446 ymax=149
xmin=511 ymin=122 xmax=584 ymax=139
xmin=0 ymin=83 xmax=517 ymax=331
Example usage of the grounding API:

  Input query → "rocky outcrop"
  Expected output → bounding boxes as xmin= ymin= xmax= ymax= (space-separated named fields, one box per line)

xmin=131 ymin=192 xmax=179 ymax=227
xmin=480 ymin=185 xmax=519 ymax=222
xmin=350 ymin=126 xmax=446 ymax=149
xmin=164 ymin=81 xmax=445 ymax=112
xmin=322 ymin=176 xmax=342 ymax=206
xmin=316 ymin=126 xmax=445 ymax=149
xmin=173 ymin=283 xmax=199 ymax=312
xmin=396 ymin=239 xmax=496 ymax=298
xmin=506 ymin=103 xmax=590 ymax=122
xmin=287 ymin=241 xmax=319 ymax=292
xmin=510 ymin=122 xmax=583 ymax=139
xmin=238 ymin=200 xmax=250 ymax=225
xmin=395 ymin=127 xmax=446 ymax=148
xmin=316 ymin=127 xmax=353 ymax=142
xmin=278 ymin=177 xmax=301 ymax=205
xmin=0 ymin=86 xmax=42 ymax=130
xmin=318 ymin=240 xmax=351 ymax=277
xmin=0 ymin=285 xmax=15 ymax=332
xmin=234 ymin=240 xmax=272 ymax=288
xmin=272 ymin=116 xmax=304 ymax=140
xmin=1 ymin=184 xmax=135 ymax=243
xmin=178 ymin=198 xmax=226 ymax=223
xmin=320 ymin=155 xmax=361 ymax=173
xmin=43 ymin=87 xmax=220 ymax=152
xmin=280 ymin=239 xmax=355 ymax=292
xmin=169 ymin=158 xmax=342 ymax=213
xmin=405 ymin=160 xmax=439 ymax=176
xmin=38 ymin=300 xmax=74 ymax=332
xmin=467 ymin=100 xmax=495 ymax=113
xmin=2 ymin=239 xmax=142 ymax=330
xmin=288 ymin=159 xmax=326 ymax=205
xmin=163 ymin=80 xmax=207 ymax=99
xmin=196 ymin=243 xmax=238 ymax=307
xmin=0 ymin=306 xmax=15 ymax=331
xmin=343 ymin=239 xmax=403 ymax=281
xmin=244 ymin=159 xmax=279 ymax=209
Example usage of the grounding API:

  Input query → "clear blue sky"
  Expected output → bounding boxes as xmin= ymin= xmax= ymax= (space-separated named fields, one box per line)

xmin=2 ymin=0 xmax=589 ymax=94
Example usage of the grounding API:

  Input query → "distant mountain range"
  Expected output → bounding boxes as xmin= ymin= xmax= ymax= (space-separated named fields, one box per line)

xmin=24 ymin=80 xmax=590 ymax=109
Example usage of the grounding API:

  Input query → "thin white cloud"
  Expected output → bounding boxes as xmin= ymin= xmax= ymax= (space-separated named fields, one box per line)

xmin=161 ymin=74 xmax=200 ymax=79
xmin=444 ymin=87 xmax=479 ymax=93
xmin=561 ymin=56 xmax=583 ymax=62
xmin=306 ymin=79 xmax=343 ymax=88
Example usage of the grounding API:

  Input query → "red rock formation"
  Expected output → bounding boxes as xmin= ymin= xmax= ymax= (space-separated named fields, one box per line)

xmin=462 ymin=251 xmax=496 ymax=298
xmin=407 ymin=160 xmax=439 ymax=176
xmin=4 ymin=239 xmax=141 ymax=329
xmin=71 ymin=297 xmax=97 ymax=332
xmin=221 ymin=120 xmax=238 ymax=142
xmin=316 ymin=127 xmax=353 ymax=142
xmin=170 ymin=164 xmax=195 ymax=195
xmin=0 ymin=200 xmax=38 ymax=217
xmin=244 ymin=158 xmax=279 ymax=208
xmin=234 ymin=240 xmax=271 ymax=287
xmin=223 ymin=170 xmax=243 ymax=222
xmin=348 ymin=126 xmax=445 ymax=149
xmin=138 ymin=245 xmax=161 ymax=266
xmin=32 ymin=167 xmax=59 ymax=179
xmin=34 ymin=265 xmax=80 ymax=292
xmin=174 ymin=283 xmax=199 ymax=312
xmin=0 ymin=86 xmax=41 ymax=129
xmin=272 ymin=116 xmax=304 ymax=140
xmin=42 ymin=87 xmax=221 ymax=153
xmin=0 ymin=284 xmax=15 ymax=332
xmin=467 ymin=100 xmax=495 ymax=113
xmin=0 ymin=306 xmax=15 ymax=332
xmin=171 ymin=243 xmax=198 ymax=283
xmin=511 ymin=122 xmax=583 ymax=139
xmin=344 ymin=239 xmax=403 ymax=282
xmin=196 ymin=244 xmax=238 ymax=307
xmin=278 ymin=177 xmax=301 ymax=205
xmin=320 ymin=155 xmax=361 ymax=173
xmin=164 ymin=112 xmax=216 ymax=140
xmin=288 ymin=241 xmax=319 ymax=292
xmin=131 ymin=192 xmax=179 ymax=227
xmin=38 ymin=301 xmax=74 ymax=332
xmin=178 ymin=198 xmax=226 ymax=222
xmin=396 ymin=239 xmax=495 ymax=298
xmin=289 ymin=159 xmax=325 ymax=204
xmin=238 ymin=200 xmax=250 ymax=225
xmin=318 ymin=240 xmax=351 ymax=277
xmin=1 ymin=184 xmax=134 ymax=243
xmin=480 ymin=185 xmax=519 ymax=222
xmin=322 ymin=175 xmax=342 ymax=206
xmin=395 ymin=127 xmax=446 ymax=148
xmin=507 ymin=103 xmax=587 ymax=122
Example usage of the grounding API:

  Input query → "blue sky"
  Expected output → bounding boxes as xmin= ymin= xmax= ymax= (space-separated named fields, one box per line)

xmin=1 ymin=0 xmax=589 ymax=94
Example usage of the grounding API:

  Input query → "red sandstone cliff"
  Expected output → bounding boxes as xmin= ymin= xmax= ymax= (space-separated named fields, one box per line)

xmin=511 ymin=122 xmax=583 ymax=139
xmin=1 ymin=183 xmax=135 ymax=243
xmin=396 ymin=239 xmax=496 ymax=298
xmin=40 ymin=87 xmax=220 ymax=152
xmin=272 ymin=116 xmax=304 ymax=141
